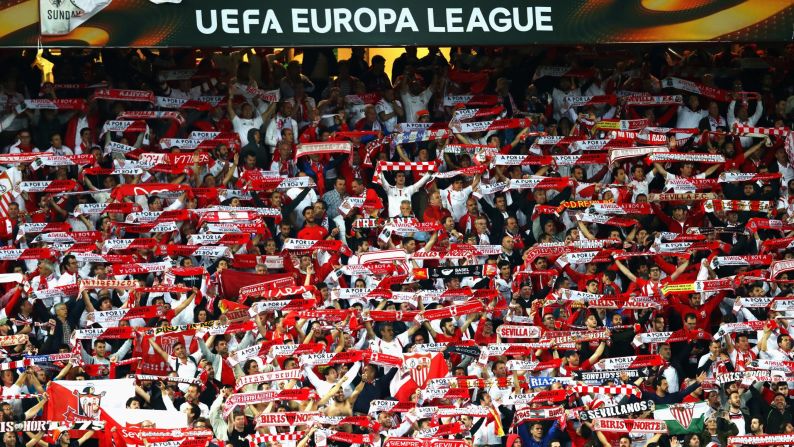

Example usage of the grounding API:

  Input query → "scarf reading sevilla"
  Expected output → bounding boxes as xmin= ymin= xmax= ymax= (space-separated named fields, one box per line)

xmin=91 ymin=88 xmax=155 ymax=103
xmin=294 ymin=141 xmax=352 ymax=160
xmin=578 ymin=400 xmax=655 ymax=421
xmin=117 ymin=110 xmax=185 ymax=125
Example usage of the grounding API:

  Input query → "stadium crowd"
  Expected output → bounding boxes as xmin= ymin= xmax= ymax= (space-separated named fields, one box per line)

xmin=0 ymin=44 xmax=791 ymax=447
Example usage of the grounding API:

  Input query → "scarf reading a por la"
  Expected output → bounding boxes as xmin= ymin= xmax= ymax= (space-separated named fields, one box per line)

xmin=578 ymin=212 xmax=638 ymax=228
xmin=487 ymin=343 xmax=542 ymax=357
xmin=18 ymin=180 xmax=77 ymax=193
xmin=442 ymin=94 xmax=499 ymax=107
xmin=632 ymin=329 xmax=710 ymax=347
xmin=24 ymin=98 xmax=87 ymax=110
xmin=100 ymin=120 xmax=148 ymax=136
xmin=713 ymin=320 xmax=775 ymax=339
xmin=493 ymin=153 xmax=607 ymax=167
xmin=450 ymin=117 xmax=531 ymax=134
xmin=594 ymin=355 xmax=665 ymax=371
xmin=665 ymin=176 xmax=721 ymax=192
xmin=588 ymin=202 xmax=653 ymax=215
xmin=452 ymin=105 xmax=505 ymax=121
xmin=564 ymin=95 xmax=617 ymax=107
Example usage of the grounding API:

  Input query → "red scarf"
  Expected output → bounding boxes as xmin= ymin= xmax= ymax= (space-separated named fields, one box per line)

xmin=220 ymin=356 xmax=236 ymax=386
xmin=311 ymin=161 xmax=326 ymax=194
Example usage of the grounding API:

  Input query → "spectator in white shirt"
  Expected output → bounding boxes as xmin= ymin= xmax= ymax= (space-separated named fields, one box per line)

xmin=264 ymin=102 xmax=298 ymax=149
xmin=397 ymin=71 xmax=433 ymax=122
xmin=675 ymin=95 xmax=708 ymax=139
xmin=376 ymin=88 xmax=404 ymax=133
xmin=728 ymin=98 xmax=764 ymax=148
xmin=379 ymin=171 xmax=432 ymax=217
xmin=227 ymin=85 xmax=276 ymax=147
xmin=46 ymin=133 xmax=73 ymax=156
xmin=441 ymin=174 xmax=481 ymax=222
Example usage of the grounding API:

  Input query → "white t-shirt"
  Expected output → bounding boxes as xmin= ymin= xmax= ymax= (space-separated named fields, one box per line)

xmin=400 ymin=88 xmax=432 ymax=122
xmin=441 ymin=186 xmax=472 ymax=222
xmin=168 ymin=353 xmax=202 ymax=392
xmin=232 ymin=115 xmax=264 ymax=146
xmin=375 ymin=99 xmax=401 ymax=133
xmin=369 ymin=330 xmax=411 ymax=358
xmin=46 ymin=146 xmax=74 ymax=156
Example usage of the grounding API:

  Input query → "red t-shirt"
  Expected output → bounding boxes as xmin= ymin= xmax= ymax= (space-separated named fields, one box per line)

xmin=297 ymin=225 xmax=329 ymax=241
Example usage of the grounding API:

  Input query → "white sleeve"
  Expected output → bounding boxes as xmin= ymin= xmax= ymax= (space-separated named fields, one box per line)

xmin=264 ymin=119 xmax=279 ymax=147
xmin=728 ymin=101 xmax=737 ymax=127
xmin=750 ymin=100 xmax=763 ymax=126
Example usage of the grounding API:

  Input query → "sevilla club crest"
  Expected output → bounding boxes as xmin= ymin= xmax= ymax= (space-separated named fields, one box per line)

xmin=402 ymin=353 xmax=433 ymax=388
xmin=74 ymin=386 xmax=106 ymax=420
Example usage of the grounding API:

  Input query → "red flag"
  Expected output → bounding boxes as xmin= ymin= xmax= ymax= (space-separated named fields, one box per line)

xmin=390 ymin=352 xmax=448 ymax=402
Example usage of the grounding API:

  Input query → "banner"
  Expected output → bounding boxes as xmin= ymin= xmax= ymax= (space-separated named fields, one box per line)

xmin=45 ymin=378 xmax=134 ymax=423
xmin=9 ymin=1 xmax=789 ymax=47
xmin=578 ymin=400 xmax=654 ymax=422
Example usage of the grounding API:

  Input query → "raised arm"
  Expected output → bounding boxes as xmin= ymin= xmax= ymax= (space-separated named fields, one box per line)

xmin=148 ymin=337 xmax=170 ymax=363
xmin=614 ymin=259 xmax=638 ymax=282
xmin=227 ymin=86 xmax=237 ymax=120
